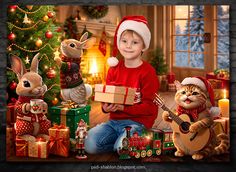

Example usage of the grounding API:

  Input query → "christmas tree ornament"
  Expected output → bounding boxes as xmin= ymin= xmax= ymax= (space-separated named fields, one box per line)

xmin=8 ymin=5 xmax=17 ymax=12
xmin=54 ymin=49 xmax=60 ymax=59
xmin=43 ymin=15 xmax=49 ymax=22
xmin=26 ymin=5 xmax=33 ymax=10
xmin=7 ymin=47 xmax=12 ymax=52
xmin=9 ymin=81 xmax=17 ymax=90
xmin=35 ymin=38 xmax=43 ymax=47
xmin=8 ymin=32 xmax=16 ymax=41
xmin=51 ymin=97 xmax=59 ymax=105
xmin=46 ymin=67 xmax=56 ymax=79
xmin=25 ymin=56 xmax=30 ymax=64
xmin=83 ymin=6 xmax=108 ymax=19
xmin=47 ymin=11 xmax=54 ymax=18
xmin=99 ymin=30 xmax=107 ymax=56
xmin=45 ymin=30 xmax=53 ymax=39
xmin=23 ymin=14 xmax=31 ymax=24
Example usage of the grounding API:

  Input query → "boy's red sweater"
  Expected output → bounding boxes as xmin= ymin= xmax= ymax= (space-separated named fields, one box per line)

xmin=106 ymin=60 xmax=159 ymax=129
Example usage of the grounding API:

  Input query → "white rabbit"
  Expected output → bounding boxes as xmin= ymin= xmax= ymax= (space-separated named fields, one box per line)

xmin=10 ymin=53 xmax=51 ymax=140
xmin=55 ymin=32 xmax=95 ymax=106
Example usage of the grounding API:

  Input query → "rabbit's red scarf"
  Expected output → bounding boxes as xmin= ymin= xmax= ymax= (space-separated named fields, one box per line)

xmin=61 ymin=55 xmax=81 ymax=64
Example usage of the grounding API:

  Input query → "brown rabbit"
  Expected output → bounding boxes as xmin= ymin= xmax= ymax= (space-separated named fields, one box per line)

xmin=55 ymin=32 xmax=95 ymax=106
xmin=10 ymin=53 xmax=51 ymax=140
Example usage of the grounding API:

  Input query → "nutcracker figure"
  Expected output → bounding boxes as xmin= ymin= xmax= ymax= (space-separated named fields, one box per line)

xmin=75 ymin=119 xmax=88 ymax=159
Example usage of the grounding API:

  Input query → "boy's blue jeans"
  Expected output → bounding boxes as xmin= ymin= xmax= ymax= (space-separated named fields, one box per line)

xmin=85 ymin=119 xmax=144 ymax=154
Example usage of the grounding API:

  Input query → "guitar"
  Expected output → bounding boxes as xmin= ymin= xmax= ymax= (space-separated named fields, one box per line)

xmin=153 ymin=93 xmax=211 ymax=152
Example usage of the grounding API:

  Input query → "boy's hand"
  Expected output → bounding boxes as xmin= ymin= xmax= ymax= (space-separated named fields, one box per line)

xmin=102 ymin=103 xmax=124 ymax=112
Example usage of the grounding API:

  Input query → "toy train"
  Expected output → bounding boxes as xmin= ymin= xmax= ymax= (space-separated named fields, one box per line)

xmin=118 ymin=126 xmax=176 ymax=159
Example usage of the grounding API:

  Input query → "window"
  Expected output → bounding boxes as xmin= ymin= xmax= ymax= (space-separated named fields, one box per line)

xmin=172 ymin=5 xmax=230 ymax=70
xmin=173 ymin=6 xmax=205 ymax=69
xmin=215 ymin=5 xmax=229 ymax=70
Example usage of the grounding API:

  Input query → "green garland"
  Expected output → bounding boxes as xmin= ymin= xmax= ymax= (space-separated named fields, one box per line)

xmin=83 ymin=6 xmax=108 ymax=19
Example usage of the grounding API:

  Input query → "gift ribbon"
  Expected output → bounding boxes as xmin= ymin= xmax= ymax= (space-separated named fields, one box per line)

xmin=61 ymin=100 xmax=78 ymax=108
xmin=49 ymin=136 xmax=69 ymax=157
xmin=16 ymin=142 xmax=28 ymax=156
xmin=36 ymin=137 xmax=46 ymax=158
xmin=123 ymin=87 xmax=129 ymax=104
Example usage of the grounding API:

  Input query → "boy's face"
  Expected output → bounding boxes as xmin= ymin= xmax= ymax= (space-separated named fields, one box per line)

xmin=119 ymin=31 xmax=144 ymax=60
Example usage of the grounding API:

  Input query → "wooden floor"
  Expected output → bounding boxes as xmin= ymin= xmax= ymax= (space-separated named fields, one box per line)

xmin=7 ymin=91 xmax=230 ymax=162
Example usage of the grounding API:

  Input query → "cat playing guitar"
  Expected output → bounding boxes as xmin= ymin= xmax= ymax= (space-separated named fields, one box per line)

xmin=154 ymin=77 xmax=229 ymax=160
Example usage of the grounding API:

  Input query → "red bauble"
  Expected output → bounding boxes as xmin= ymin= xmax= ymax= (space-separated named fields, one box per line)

xmin=8 ymin=5 xmax=17 ymax=12
xmin=45 ymin=31 xmax=53 ymax=39
xmin=47 ymin=11 xmax=54 ymax=18
xmin=9 ymin=81 xmax=17 ymax=90
xmin=8 ymin=32 xmax=16 ymax=41
xmin=46 ymin=68 xmax=56 ymax=79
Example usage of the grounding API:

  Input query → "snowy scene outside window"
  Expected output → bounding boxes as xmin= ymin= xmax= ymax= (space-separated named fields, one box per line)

xmin=216 ymin=5 xmax=229 ymax=70
xmin=173 ymin=5 xmax=229 ymax=70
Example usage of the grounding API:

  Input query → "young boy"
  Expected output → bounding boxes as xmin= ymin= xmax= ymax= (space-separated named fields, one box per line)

xmin=85 ymin=16 xmax=159 ymax=154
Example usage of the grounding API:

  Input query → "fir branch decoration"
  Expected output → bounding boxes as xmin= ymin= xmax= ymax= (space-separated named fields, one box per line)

xmin=150 ymin=48 xmax=168 ymax=75
xmin=83 ymin=6 xmax=108 ymax=19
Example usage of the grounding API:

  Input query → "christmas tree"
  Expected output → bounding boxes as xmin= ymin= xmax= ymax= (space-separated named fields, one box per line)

xmin=7 ymin=5 xmax=62 ymax=106
xmin=150 ymin=48 xmax=168 ymax=75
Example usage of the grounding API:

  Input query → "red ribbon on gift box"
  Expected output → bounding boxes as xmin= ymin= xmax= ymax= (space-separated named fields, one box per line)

xmin=49 ymin=124 xmax=69 ymax=157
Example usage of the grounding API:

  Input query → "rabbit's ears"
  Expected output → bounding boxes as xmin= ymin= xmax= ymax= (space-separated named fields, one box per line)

xmin=10 ymin=53 xmax=40 ymax=79
xmin=79 ymin=32 xmax=96 ymax=49
xmin=30 ymin=53 xmax=40 ymax=73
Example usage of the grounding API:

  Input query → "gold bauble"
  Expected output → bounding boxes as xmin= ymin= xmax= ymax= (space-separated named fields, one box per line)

xmin=52 ymin=97 xmax=59 ymax=105
xmin=26 ymin=5 xmax=33 ymax=10
xmin=43 ymin=15 xmax=49 ymax=22
xmin=35 ymin=38 xmax=43 ymax=47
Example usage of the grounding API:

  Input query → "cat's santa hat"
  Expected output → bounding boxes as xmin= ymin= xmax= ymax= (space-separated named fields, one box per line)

xmin=181 ymin=76 xmax=220 ymax=117
xmin=107 ymin=16 xmax=151 ymax=67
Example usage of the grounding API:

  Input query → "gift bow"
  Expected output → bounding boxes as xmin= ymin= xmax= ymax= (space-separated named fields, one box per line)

xmin=61 ymin=100 xmax=78 ymax=109
xmin=52 ymin=123 xmax=67 ymax=129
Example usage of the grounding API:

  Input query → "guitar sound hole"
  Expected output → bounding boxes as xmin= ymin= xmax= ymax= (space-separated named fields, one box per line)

xmin=180 ymin=122 xmax=190 ymax=133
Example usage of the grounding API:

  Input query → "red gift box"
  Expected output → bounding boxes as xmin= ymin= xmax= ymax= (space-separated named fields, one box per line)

xmin=15 ymin=136 xmax=28 ymax=157
xmin=167 ymin=72 xmax=176 ymax=84
xmin=6 ymin=103 xmax=16 ymax=125
xmin=6 ymin=126 xmax=15 ymax=158
xmin=49 ymin=124 xmax=70 ymax=157
xmin=206 ymin=72 xmax=229 ymax=90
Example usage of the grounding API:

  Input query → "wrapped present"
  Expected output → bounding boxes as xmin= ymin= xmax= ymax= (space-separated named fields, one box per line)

xmin=6 ymin=103 xmax=16 ymax=125
xmin=213 ymin=89 xmax=229 ymax=100
xmin=208 ymin=79 xmax=223 ymax=89
xmin=48 ymin=124 xmax=70 ymax=157
xmin=94 ymin=84 xmax=136 ymax=105
xmin=167 ymin=72 xmax=175 ymax=84
xmin=168 ymin=83 xmax=176 ymax=92
xmin=48 ymin=104 xmax=90 ymax=138
xmin=206 ymin=72 xmax=229 ymax=90
xmin=6 ymin=126 xmax=15 ymax=158
xmin=160 ymin=79 xmax=168 ymax=92
xmin=28 ymin=138 xmax=49 ymax=158
xmin=214 ymin=117 xmax=229 ymax=135
xmin=15 ymin=136 xmax=28 ymax=157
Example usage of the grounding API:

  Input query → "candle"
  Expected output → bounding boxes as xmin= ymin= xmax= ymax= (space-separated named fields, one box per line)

xmin=218 ymin=89 xmax=229 ymax=117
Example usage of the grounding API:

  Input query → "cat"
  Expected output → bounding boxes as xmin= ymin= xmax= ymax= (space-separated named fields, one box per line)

xmin=162 ymin=79 xmax=229 ymax=160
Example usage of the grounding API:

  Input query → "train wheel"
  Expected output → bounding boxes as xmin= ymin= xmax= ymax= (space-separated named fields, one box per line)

xmin=141 ymin=150 xmax=146 ymax=158
xmin=147 ymin=150 xmax=152 ymax=157
xmin=135 ymin=152 xmax=140 ymax=158
xmin=156 ymin=149 xmax=161 ymax=155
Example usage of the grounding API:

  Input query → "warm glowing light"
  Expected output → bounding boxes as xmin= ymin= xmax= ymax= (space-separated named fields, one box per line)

xmin=223 ymin=89 xmax=227 ymax=99
xmin=89 ymin=58 xmax=98 ymax=75
xmin=54 ymin=49 xmax=60 ymax=58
